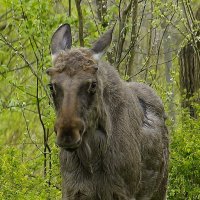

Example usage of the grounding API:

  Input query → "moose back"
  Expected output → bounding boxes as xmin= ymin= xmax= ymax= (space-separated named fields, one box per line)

xmin=47 ymin=24 xmax=169 ymax=200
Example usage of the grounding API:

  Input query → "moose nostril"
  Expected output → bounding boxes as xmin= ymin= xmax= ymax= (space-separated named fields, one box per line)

xmin=73 ymin=119 xmax=85 ymax=136
xmin=54 ymin=126 xmax=57 ymax=135
xmin=64 ymin=135 xmax=73 ymax=143
xmin=56 ymin=133 xmax=73 ymax=147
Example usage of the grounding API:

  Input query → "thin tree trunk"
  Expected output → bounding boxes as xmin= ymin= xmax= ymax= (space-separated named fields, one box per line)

xmin=69 ymin=0 xmax=71 ymax=17
xmin=161 ymin=0 xmax=175 ymax=123
xmin=144 ymin=2 xmax=153 ymax=81
xmin=75 ymin=0 xmax=84 ymax=47
xmin=115 ymin=1 xmax=133 ymax=68
xmin=127 ymin=0 xmax=138 ymax=81
xmin=163 ymin=26 xmax=175 ymax=123
xmin=95 ymin=0 xmax=108 ymax=27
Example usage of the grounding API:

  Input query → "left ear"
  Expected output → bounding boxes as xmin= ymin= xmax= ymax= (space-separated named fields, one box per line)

xmin=91 ymin=27 xmax=114 ymax=60
xmin=51 ymin=24 xmax=72 ymax=61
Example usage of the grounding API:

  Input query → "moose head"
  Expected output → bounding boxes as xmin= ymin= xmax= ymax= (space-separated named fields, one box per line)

xmin=47 ymin=24 xmax=113 ymax=151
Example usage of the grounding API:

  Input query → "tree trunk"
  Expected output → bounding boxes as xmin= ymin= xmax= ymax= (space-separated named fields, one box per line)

xmin=127 ymin=0 xmax=138 ymax=81
xmin=179 ymin=7 xmax=200 ymax=118
xmin=75 ymin=0 xmax=84 ymax=47
xmin=161 ymin=3 xmax=175 ymax=123
xmin=95 ymin=0 xmax=108 ymax=27
xmin=179 ymin=43 xmax=200 ymax=118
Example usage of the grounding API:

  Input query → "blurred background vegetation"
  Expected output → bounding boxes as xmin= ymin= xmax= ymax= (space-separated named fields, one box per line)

xmin=0 ymin=0 xmax=200 ymax=199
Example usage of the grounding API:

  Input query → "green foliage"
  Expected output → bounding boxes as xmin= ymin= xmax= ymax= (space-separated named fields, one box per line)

xmin=0 ymin=147 xmax=61 ymax=200
xmin=0 ymin=0 xmax=200 ymax=199
xmin=0 ymin=0 xmax=62 ymax=198
xmin=168 ymin=109 xmax=200 ymax=200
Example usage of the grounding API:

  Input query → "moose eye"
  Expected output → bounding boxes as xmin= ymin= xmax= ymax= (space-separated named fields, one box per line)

xmin=88 ymin=81 xmax=97 ymax=94
xmin=91 ymin=81 xmax=97 ymax=89
xmin=48 ymin=83 xmax=55 ymax=94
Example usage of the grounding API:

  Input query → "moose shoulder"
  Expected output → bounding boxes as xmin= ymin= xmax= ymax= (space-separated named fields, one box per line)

xmin=47 ymin=24 xmax=169 ymax=200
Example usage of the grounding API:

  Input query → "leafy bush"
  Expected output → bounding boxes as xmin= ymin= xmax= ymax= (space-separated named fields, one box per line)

xmin=168 ymin=109 xmax=200 ymax=200
xmin=0 ymin=147 xmax=61 ymax=200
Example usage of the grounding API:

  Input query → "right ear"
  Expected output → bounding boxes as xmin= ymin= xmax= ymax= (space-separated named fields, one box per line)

xmin=51 ymin=23 xmax=72 ymax=60
xmin=91 ymin=27 xmax=114 ymax=60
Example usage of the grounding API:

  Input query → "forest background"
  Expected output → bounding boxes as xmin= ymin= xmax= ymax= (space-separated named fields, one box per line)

xmin=0 ymin=0 xmax=200 ymax=199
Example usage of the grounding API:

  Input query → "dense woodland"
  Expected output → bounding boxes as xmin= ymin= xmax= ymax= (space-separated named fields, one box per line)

xmin=0 ymin=0 xmax=200 ymax=199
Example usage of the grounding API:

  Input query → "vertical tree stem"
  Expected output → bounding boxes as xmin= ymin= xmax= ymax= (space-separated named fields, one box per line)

xmin=127 ymin=0 xmax=138 ymax=81
xmin=75 ymin=0 xmax=84 ymax=47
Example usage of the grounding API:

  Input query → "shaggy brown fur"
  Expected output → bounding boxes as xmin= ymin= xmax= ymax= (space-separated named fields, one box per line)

xmin=47 ymin=24 xmax=169 ymax=200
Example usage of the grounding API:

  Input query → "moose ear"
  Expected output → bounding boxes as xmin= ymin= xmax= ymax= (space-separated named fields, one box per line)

xmin=51 ymin=24 xmax=72 ymax=60
xmin=91 ymin=27 xmax=114 ymax=60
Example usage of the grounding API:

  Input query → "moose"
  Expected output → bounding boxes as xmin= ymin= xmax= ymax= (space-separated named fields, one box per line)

xmin=47 ymin=24 xmax=169 ymax=200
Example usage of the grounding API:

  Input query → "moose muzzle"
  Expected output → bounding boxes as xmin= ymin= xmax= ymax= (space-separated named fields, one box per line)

xmin=55 ymin=118 xmax=85 ymax=151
